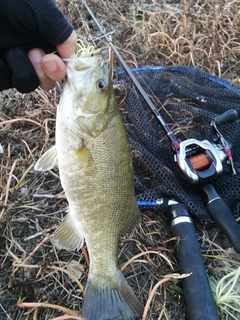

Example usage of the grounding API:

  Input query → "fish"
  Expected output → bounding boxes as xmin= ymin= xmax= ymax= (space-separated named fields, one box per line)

xmin=34 ymin=48 xmax=143 ymax=320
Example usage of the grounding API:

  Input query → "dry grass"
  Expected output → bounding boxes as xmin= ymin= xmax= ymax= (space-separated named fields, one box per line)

xmin=1 ymin=0 xmax=240 ymax=319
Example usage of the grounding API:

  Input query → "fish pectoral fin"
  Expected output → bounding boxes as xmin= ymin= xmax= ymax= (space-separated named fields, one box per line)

xmin=34 ymin=146 xmax=57 ymax=171
xmin=123 ymin=199 xmax=141 ymax=233
xmin=52 ymin=212 xmax=84 ymax=251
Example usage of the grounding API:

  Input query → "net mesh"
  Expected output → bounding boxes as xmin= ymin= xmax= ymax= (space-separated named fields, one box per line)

xmin=114 ymin=66 xmax=240 ymax=223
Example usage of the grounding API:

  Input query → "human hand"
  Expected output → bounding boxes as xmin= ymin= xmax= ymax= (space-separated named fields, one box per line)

xmin=28 ymin=31 xmax=77 ymax=91
xmin=0 ymin=0 xmax=77 ymax=93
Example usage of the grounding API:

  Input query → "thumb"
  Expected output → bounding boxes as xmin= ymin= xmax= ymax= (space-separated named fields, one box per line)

xmin=56 ymin=30 xmax=77 ymax=59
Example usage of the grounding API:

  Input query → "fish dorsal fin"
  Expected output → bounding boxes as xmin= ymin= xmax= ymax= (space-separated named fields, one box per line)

xmin=123 ymin=199 xmax=141 ymax=234
xmin=34 ymin=146 xmax=57 ymax=171
xmin=52 ymin=211 xmax=84 ymax=251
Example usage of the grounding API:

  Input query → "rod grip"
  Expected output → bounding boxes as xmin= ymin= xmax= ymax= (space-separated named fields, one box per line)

xmin=202 ymin=184 xmax=240 ymax=253
xmin=168 ymin=204 xmax=219 ymax=320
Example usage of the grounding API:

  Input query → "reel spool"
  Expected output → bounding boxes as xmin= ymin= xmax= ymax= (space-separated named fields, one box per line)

xmin=189 ymin=153 xmax=210 ymax=171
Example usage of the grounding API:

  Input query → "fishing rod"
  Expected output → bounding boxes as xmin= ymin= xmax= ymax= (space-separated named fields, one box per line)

xmin=82 ymin=0 xmax=240 ymax=253
xmin=82 ymin=2 xmax=240 ymax=318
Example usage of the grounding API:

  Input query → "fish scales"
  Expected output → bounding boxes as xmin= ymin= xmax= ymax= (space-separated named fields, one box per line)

xmin=35 ymin=49 xmax=143 ymax=320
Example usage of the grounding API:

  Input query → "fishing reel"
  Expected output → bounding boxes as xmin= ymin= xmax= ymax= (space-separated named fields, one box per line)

xmin=174 ymin=109 xmax=238 ymax=185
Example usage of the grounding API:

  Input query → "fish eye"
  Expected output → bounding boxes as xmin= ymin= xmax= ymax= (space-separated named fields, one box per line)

xmin=96 ymin=79 xmax=107 ymax=92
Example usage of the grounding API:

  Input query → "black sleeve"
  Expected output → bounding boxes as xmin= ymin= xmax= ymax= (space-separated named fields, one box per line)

xmin=0 ymin=0 xmax=73 ymax=50
xmin=0 ymin=0 xmax=74 ymax=93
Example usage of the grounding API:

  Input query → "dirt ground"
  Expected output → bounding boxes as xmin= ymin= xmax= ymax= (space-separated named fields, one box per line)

xmin=1 ymin=0 xmax=240 ymax=319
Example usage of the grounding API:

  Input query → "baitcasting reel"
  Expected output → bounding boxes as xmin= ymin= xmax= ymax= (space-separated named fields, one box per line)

xmin=174 ymin=109 xmax=238 ymax=185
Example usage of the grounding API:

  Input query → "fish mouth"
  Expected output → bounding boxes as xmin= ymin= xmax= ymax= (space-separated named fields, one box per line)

xmin=62 ymin=47 xmax=113 ymax=85
xmin=63 ymin=48 xmax=106 ymax=82
xmin=62 ymin=48 xmax=102 ymax=62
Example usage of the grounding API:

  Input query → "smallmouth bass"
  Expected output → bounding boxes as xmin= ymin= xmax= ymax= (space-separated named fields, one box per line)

xmin=35 ymin=49 xmax=143 ymax=319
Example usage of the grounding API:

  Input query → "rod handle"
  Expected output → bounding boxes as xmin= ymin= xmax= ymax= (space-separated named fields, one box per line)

xmin=168 ymin=204 xmax=219 ymax=320
xmin=202 ymin=184 xmax=240 ymax=253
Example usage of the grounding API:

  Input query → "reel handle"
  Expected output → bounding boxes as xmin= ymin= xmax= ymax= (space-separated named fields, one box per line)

xmin=202 ymin=184 xmax=240 ymax=253
xmin=214 ymin=109 xmax=238 ymax=127
xmin=168 ymin=203 xmax=219 ymax=320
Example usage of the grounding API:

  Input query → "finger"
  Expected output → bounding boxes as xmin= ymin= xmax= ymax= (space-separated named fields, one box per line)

xmin=41 ymin=54 xmax=66 ymax=82
xmin=56 ymin=30 xmax=77 ymax=59
xmin=28 ymin=48 xmax=56 ymax=91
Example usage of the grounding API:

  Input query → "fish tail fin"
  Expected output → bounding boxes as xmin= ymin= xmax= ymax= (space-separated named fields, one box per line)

xmin=82 ymin=270 xmax=143 ymax=320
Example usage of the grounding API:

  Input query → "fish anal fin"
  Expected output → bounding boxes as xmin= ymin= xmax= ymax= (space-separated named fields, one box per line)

xmin=34 ymin=146 xmax=57 ymax=171
xmin=52 ymin=212 xmax=84 ymax=251
xmin=123 ymin=199 xmax=141 ymax=234
xmin=82 ymin=270 xmax=143 ymax=320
